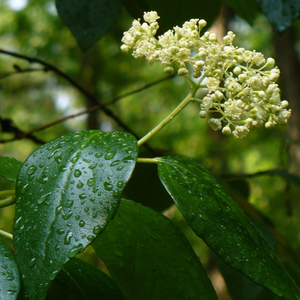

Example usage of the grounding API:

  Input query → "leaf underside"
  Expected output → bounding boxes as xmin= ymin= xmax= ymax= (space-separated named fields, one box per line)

xmin=55 ymin=0 xmax=122 ymax=52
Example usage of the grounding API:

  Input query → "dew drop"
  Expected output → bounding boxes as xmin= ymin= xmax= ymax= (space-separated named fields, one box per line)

xmin=26 ymin=166 xmax=37 ymax=175
xmin=79 ymin=193 xmax=87 ymax=200
xmin=74 ymin=169 xmax=82 ymax=177
xmin=76 ymin=181 xmax=84 ymax=189
xmin=38 ymin=192 xmax=51 ymax=204
xmin=65 ymin=200 xmax=74 ymax=208
xmin=49 ymin=270 xmax=59 ymax=281
xmin=104 ymin=151 xmax=116 ymax=160
xmin=79 ymin=220 xmax=85 ymax=227
xmin=87 ymin=178 xmax=95 ymax=186
xmin=57 ymin=228 xmax=65 ymax=235
xmin=95 ymin=152 xmax=103 ymax=158
xmin=28 ymin=258 xmax=36 ymax=267
xmin=67 ymin=243 xmax=84 ymax=258
xmin=104 ymin=182 xmax=113 ymax=191
xmin=64 ymin=231 xmax=73 ymax=245
xmin=93 ymin=225 xmax=101 ymax=234
xmin=116 ymin=181 xmax=124 ymax=188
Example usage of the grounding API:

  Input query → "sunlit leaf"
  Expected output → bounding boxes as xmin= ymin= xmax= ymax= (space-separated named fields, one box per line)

xmin=46 ymin=258 xmax=126 ymax=300
xmin=55 ymin=0 xmax=122 ymax=52
xmin=256 ymin=0 xmax=300 ymax=31
xmin=0 ymin=156 xmax=22 ymax=182
xmin=0 ymin=237 xmax=20 ymax=300
xmin=14 ymin=130 xmax=138 ymax=300
xmin=158 ymin=156 xmax=300 ymax=300
xmin=93 ymin=199 xmax=218 ymax=300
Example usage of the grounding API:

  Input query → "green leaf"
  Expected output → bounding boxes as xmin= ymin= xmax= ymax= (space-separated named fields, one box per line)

xmin=46 ymin=258 xmax=126 ymax=300
xmin=122 ymin=0 xmax=221 ymax=34
xmin=158 ymin=156 xmax=300 ymax=300
xmin=93 ymin=199 xmax=218 ymax=300
xmin=0 ymin=156 xmax=22 ymax=182
xmin=14 ymin=130 xmax=138 ymax=300
xmin=256 ymin=0 xmax=300 ymax=32
xmin=0 ymin=237 xmax=20 ymax=300
xmin=55 ymin=0 xmax=122 ymax=52
xmin=223 ymin=0 xmax=260 ymax=24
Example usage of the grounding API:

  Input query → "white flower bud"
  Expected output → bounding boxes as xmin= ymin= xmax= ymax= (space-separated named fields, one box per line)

xmin=198 ymin=19 xmax=207 ymax=30
xmin=164 ymin=66 xmax=174 ymax=73
xmin=222 ymin=126 xmax=232 ymax=135
xmin=233 ymin=66 xmax=242 ymax=75
xmin=144 ymin=11 xmax=159 ymax=24
xmin=266 ymin=57 xmax=275 ymax=68
xmin=199 ymin=111 xmax=207 ymax=118
xmin=281 ymin=100 xmax=289 ymax=108
xmin=178 ymin=68 xmax=189 ymax=75
xmin=208 ymin=118 xmax=222 ymax=130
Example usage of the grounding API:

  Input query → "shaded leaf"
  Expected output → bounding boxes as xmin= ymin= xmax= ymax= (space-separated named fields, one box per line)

xmin=0 ymin=156 xmax=22 ymax=182
xmin=223 ymin=0 xmax=260 ymax=24
xmin=55 ymin=0 xmax=122 ymax=52
xmin=256 ymin=0 xmax=300 ymax=32
xmin=14 ymin=130 xmax=138 ymax=300
xmin=123 ymin=162 xmax=173 ymax=211
xmin=46 ymin=258 xmax=126 ymax=300
xmin=93 ymin=199 xmax=218 ymax=300
xmin=158 ymin=156 xmax=300 ymax=300
xmin=0 ymin=237 xmax=20 ymax=300
xmin=122 ymin=0 xmax=221 ymax=34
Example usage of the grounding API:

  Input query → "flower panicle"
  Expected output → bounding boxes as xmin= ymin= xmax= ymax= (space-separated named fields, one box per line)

xmin=121 ymin=11 xmax=291 ymax=139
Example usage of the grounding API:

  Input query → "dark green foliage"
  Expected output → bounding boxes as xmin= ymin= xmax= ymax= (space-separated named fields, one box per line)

xmin=0 ymin=156 xmax=22 ymax=182
xmin=46 ymin=258 xmax=126 ymax=300
xmin=55 ymin=0 xmax=122 ymax=52
xmin=0 ymin=238 xmax=20 ymax=300
xmin=93 ymin=199 xmax=218 ymax=300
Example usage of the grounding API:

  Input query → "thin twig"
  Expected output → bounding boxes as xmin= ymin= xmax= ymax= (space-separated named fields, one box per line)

xmin=0 ymin=48 xmax=174 ymax=155
xmin=0 ymin=67 xmax=47 ymax=80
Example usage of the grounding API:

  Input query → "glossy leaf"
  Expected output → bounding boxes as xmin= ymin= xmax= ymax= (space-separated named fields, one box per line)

xmin=256 ymin=0 xmax=300 ymax=32
xmin=122 ymin=0 xmax=221 ymax=34
xmin=93 ymin=199 xmax=218 ymax=300
xmin=0 ymin=237 xmax=20 ymax=300
xmin=14 ymin=130 xmax=138 ymax=300
xmin=46 ymin=258 xmax=126 ymax=300
xmin=55 ymin=0 xmax=122 ymax=52
xmin=0 ymin=156 xmax=22 ymax=182
xmin=158 ymin=156 xmax=300 ymax=300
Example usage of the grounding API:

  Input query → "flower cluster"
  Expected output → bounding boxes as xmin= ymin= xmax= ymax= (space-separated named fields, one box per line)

xmin=121 ymin=11 xmax=291 ymax=138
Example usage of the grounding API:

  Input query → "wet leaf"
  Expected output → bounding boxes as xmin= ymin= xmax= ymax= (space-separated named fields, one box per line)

xmin=46 ymin=258 xmax=126 ymax=300
xmin=0 ymin=156 xmax=22 ymax=182
xmin=0 ymin=237 xmax=20 ymax=300
xmin=158 ymin=156 xmax=300 ymax=300
xmin=256 ymin=0 xmax=300 ymax=32
xmin=56 ymin=0 xmax=122 ymax=52
xmin=14 ymin=130 xmax=138 ymax=300
xmin=93 ymin=199 xmax=218 ymax=300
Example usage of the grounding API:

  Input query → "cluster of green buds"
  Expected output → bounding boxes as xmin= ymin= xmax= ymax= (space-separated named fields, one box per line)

xmin=121 ymin=11 xmax=291 ymax=138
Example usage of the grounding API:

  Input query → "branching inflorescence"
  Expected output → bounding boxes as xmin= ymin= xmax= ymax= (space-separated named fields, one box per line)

xmin=121 ymin=11 xmax=291 ymax=139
